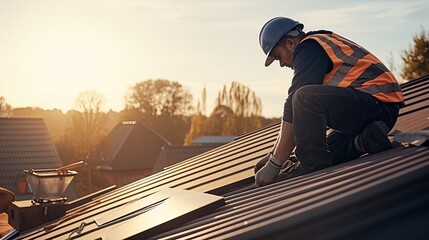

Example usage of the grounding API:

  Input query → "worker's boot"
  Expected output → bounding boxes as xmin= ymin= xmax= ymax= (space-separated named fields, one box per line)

xmin=354 ymin=120 xmax=392 ymax=154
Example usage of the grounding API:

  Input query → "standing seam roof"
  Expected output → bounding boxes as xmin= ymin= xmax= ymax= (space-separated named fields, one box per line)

xmin=15 ymin=75 xmax=429 ymax=239
xmin=153 ymin=146 xmax=429 ymax=239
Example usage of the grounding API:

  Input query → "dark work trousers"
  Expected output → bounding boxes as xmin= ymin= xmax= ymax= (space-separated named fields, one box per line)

xmin=292 ymin=85 xmax=400 ymax=171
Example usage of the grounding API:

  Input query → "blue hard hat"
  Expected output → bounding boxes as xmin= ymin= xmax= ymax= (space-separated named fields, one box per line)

xmin=259 ymin=17 xmax=304 ymax=66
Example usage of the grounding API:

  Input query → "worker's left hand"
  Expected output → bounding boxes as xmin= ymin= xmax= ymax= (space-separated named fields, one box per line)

xmin=255 ymin=155 xmax=282 ymax=187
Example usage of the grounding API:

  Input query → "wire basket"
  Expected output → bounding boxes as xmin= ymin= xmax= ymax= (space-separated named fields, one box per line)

xmin=24 ymin=169 xmax=77 ymax=203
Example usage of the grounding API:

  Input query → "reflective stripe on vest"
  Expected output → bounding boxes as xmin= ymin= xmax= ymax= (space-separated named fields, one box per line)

xmin=302 ymin=33 xmax=404 ymax=103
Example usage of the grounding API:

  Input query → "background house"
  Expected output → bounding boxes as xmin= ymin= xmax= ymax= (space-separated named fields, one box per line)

xmin=152 ymin=136 xmax=235 ymax=173
xmin=153 ymin=145 xmax=220 ymax=173
xmin=191 ymin=136 xmax=236 ymax=146
xmin=96 ymin=120 xmax=172 ymax=187
xmin=0 ymin=118 xmax=76 ymax=201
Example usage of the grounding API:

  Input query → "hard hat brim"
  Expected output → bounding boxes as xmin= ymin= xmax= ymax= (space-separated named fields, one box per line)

xmin=265 ymin=55 xmax=275 ymax=67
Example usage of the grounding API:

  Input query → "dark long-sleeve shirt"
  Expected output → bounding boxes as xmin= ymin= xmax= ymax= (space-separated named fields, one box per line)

xmin=282 ymin=30 xmax=333 ymax=123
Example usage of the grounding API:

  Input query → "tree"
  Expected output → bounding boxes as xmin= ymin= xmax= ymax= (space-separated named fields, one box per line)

xmin=209 ymin=104 xmax=236 ymax=135
xmin=211 ymin=82 xmax=263 ymax=135
xmin=184 ymin=82 xmax=263 ymax=144
xmin=124 ymin=79 xmax=193 ymax=145
xmin=70 ymin=90 xmax=108 ymax=162
xmin=0 ymin=96 xmax=12 ymax=117
xmin=401 ymin=27 xmax=429 ymax=81
xmin=68 ymin=90 xmax=108 ymax=194
xmin=126 ymin=79 xmax=193 ymax=117
xmin=216 ymin=82 xmax=262 ymax=118
xmin=184 ymin=88 xmax=209 ymax=145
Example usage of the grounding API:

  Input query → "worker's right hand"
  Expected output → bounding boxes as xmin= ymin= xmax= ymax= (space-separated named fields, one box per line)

xmin=255 ymin=155 xmax=282 ymax=188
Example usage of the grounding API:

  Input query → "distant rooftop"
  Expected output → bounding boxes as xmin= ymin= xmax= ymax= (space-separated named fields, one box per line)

xmin=98 ymin=120 xmax=171 ymax=171
xmin=192 ymin=135 xmax=235 ymax=146
xmin=0 ymin=117 xmax=76 ymax=201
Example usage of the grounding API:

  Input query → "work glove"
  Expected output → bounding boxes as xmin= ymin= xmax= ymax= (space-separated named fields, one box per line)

xmin=255 ymin=154 xmax=282 ymax=187
xmin=254 ymin=152 xmax=271 ymax=174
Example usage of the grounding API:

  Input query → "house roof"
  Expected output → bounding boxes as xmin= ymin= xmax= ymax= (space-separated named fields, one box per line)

xmin=192 ymin=135 xmax=236 ymax=146
xmin=153 ymin=146 xmax=429 ymax=240
xmin=0 ymin=118 xmax=75 ymax=201
xmin=152 ymin=145 xmax=219 ymax=173
xmin=98 ymin=121 xmax=171 ymax=170
xmin=17 ymin=120 xmax=278 ymax=239
xmin=15 ymin=75 xmax=429 ymax=239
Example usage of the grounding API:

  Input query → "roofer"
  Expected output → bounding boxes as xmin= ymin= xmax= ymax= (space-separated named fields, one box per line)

xmin=255 ymin=17 xmax=404 ymax=187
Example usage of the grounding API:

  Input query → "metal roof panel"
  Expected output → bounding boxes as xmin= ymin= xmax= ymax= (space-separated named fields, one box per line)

xmin=14 ymin=75 xmax=429 ymax=239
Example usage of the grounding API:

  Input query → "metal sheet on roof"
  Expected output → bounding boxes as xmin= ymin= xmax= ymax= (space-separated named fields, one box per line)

xmin=15 ymin=75 xmax=429 ymax=239
xmin=152 ymin=146 xmax=429 ymax=239
xmin=74 ymin=188 xmax=224 ymax=239
xmin=15 ymin=123 xmax=279 ymax=239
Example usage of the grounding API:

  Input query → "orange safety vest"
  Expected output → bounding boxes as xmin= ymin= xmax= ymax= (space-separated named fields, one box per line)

xmin=302 ymin=33 xmax=404 ymax=103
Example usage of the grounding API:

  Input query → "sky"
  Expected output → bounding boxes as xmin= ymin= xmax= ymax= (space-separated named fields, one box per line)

xmin=0 ymin=0 xmax=428 ymax=118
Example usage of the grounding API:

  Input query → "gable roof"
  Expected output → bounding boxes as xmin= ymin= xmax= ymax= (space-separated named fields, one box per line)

xmin=98 ymin=121 xmax=171 ymax=170
xmin=16 ymin=75 xmax=429 ymax=239
xmin=0 ymin=118 xmax=73 ymax=200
